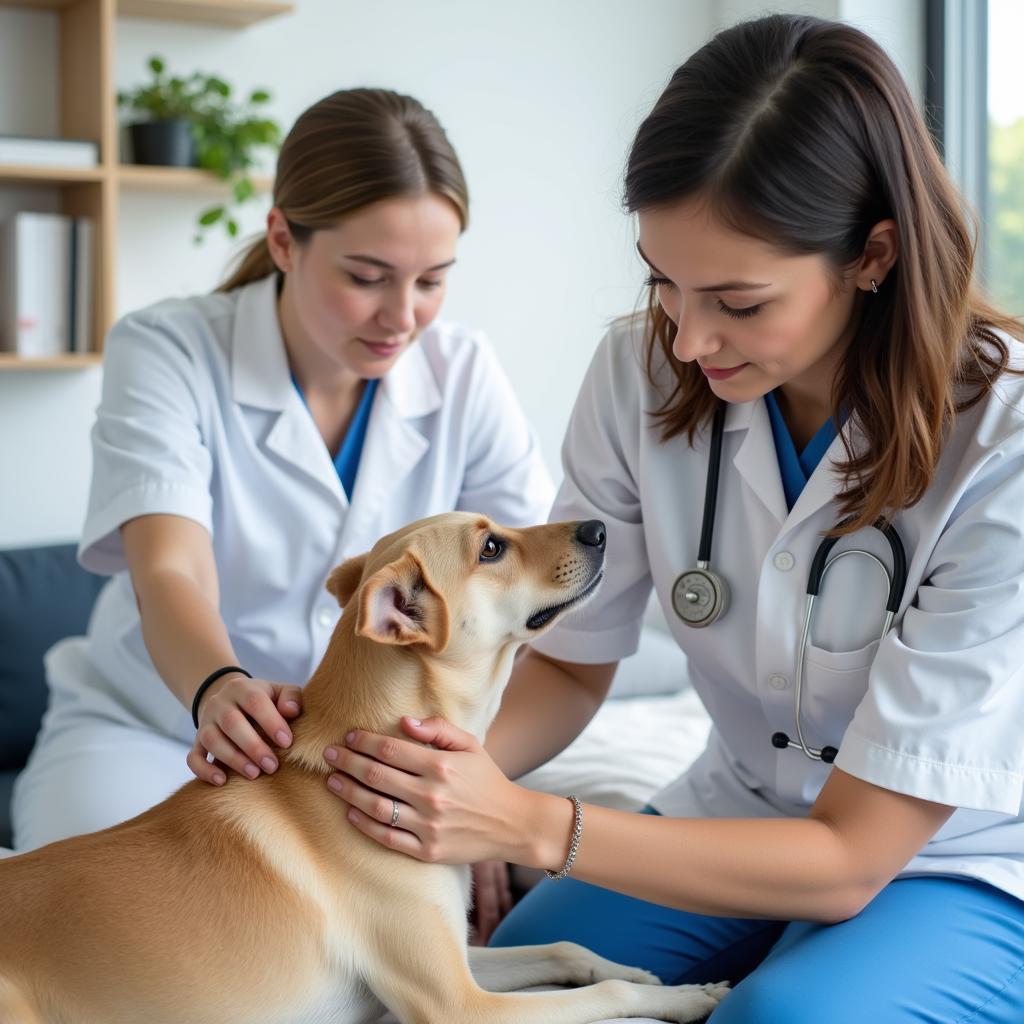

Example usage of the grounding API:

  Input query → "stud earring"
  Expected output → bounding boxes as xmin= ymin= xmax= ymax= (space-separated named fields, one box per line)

xmin=870 ymin=279 xmax=878 ymax=293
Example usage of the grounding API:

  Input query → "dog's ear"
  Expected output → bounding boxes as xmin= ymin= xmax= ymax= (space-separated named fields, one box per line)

xmin=325 ymin=554 xmax=368 ymax=608
xmin=355 ymin=550 xmax=450 ymax=652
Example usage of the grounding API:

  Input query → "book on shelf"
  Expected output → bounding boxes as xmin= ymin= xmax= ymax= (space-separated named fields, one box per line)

xmin=70 ymin=218 xmax=94 ymax=354
xmin=0 ymin=135 xmax=99 ymax=169
xmin=0 ymin=212 xmax=95 ymax=358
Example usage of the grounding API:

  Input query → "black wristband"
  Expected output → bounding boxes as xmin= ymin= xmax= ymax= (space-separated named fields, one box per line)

xmin=191 ymin=665 xmax=252 ymax=729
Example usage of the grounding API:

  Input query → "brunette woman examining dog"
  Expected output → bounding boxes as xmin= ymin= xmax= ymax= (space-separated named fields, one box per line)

xmin=329 ymin=16 xmax=1024 ymax=1022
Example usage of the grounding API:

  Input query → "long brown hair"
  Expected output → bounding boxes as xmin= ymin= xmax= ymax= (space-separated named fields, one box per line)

xmin=219 ymin=88 xmax=469 ymax=292
xmin=624 ymin=14 xmax=1023 ymax=535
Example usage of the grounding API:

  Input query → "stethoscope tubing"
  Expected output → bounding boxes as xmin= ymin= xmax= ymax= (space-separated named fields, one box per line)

xmin=790 ymin=539 xmax=903 ymax=762
xmin=697 ymin=404 xmax=728 ymax=569
xmin=807 ymin=518 xmax=908 ymax=614
xmin=675 ymin=403 xmax=911 ymax=762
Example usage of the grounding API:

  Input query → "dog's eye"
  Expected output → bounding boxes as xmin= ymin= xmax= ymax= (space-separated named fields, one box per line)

xmin=480 ymin=536 xmax=504 ymax=561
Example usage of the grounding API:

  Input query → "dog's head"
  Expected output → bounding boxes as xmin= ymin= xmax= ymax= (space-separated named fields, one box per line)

xmin=324 ymin=513 xmax=606 ymax=658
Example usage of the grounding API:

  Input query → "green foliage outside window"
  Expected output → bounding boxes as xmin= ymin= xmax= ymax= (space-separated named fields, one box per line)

xmin=988 ymin=118 xmax=1024 ymax=317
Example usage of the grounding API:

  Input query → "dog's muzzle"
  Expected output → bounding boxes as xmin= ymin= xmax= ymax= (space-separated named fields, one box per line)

xmin=526 ymin=520 xmax=606 ymax=630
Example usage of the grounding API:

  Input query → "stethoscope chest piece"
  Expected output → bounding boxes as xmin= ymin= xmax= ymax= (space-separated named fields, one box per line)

xmin=671 ymin=567 xmax=729 ymax=627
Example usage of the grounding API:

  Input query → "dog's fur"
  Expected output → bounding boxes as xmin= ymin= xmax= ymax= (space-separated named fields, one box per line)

xmin=0 ymin=513 xmax=728 ymax=1024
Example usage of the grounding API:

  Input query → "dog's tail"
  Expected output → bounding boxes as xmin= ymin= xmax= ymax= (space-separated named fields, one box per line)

xmin=0 ymin=975 xmax=42 ymax=1024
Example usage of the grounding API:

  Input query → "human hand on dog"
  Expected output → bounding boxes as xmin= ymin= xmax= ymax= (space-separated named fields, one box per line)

xmin=188 ymin=673 xmax=303 ymax=786
xmin=325 ymin=716 xmax=535 ymax=865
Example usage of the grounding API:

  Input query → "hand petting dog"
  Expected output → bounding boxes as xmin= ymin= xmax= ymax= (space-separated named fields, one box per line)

xmin=325 ymin=715 xmax=538 ymax=865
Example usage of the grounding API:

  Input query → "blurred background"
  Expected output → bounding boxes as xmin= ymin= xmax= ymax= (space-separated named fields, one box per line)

xmin=0 ymin=0 xmax=1019 ymax=547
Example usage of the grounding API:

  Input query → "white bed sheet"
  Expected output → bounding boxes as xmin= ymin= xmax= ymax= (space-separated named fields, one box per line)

xmin=516 ymin=685 xmax=711 ymax=810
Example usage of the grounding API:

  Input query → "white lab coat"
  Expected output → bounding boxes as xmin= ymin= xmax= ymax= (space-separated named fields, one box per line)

xmin=66 ymin=274 xmax=555 ymax=746
xmin=531 ymin=315 xmax=1024 ymax=902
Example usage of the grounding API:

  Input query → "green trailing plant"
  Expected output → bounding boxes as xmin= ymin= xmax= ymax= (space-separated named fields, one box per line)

xmin=118 ymin=56 xmax=282 ymax=242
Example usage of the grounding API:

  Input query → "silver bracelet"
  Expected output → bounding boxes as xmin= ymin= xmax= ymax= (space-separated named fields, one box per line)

xmin=545 ymin=794 xmax=583 ymax=881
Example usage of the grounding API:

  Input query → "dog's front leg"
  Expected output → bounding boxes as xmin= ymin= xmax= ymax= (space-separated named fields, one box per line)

xmin=468 ymin=942 xmax=661 ymax=992
xmin=371 ymin=933 xmax=728 ymax=1024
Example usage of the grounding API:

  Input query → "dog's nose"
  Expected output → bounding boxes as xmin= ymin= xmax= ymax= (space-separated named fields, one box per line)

xmin=575 ymin=520 xmax=606 ymax=550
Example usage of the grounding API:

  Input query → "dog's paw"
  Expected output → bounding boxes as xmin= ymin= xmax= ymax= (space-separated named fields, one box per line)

xmin=662 ymin=980 xmax=730 ymax=1023
xmin=615 ymin=964 xmax=663 ymax=987
xmin=552 ymin=941 xmax=662 ymax=987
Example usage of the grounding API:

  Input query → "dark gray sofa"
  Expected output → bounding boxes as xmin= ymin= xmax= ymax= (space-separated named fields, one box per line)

xmin=0 ymin=544 xmax=107 ymax=849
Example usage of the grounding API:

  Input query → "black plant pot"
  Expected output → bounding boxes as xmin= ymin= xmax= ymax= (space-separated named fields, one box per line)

xmin=129 ymin=119 xmax=195 ymax=167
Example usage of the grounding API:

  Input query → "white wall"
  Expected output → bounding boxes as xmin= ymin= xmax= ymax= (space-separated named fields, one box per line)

xmin=0 ymin=0 xmax=924 ymax=549
xmin=0 ymin=0 xmax=714 ymax=547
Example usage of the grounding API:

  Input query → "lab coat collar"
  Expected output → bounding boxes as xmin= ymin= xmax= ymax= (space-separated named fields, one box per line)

xmin=377 ymin=334 xmax=443 ymax=421
xmin=721 ymin=396 xmax=866 ymax=534
xmin=723 ymin=398 xmax=757 ymax=433
xmin=226 ymin=276 xmax=342 ymax=504
xmin=337 ymin=337 xmax=443 ymax=550
xmin=782 ymin=423 xmax=864 ymax=537
xmin=227 ymin=277 xmax=445 ymax=532
xmin=729 ymin=398 xmax=788 ymax=524
xmin=230 ymin=274 xmax=293 ymax=411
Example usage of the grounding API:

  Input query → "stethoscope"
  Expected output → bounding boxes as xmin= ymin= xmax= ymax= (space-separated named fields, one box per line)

xmin=671 ymin=403 xmax=909 ymax=763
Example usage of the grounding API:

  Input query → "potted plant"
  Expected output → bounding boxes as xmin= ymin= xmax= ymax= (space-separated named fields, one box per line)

xmin=118 ymin=56 xmax=283 ymax=241
xmin=118 ymin=57 xmax=202 ymax=167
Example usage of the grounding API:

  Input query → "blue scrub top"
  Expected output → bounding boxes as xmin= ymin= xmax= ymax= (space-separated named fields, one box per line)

xmin=291 ymin=375 xmax=379 ymax=500
xmin=763 ymin=390 xmax=839 ymax=510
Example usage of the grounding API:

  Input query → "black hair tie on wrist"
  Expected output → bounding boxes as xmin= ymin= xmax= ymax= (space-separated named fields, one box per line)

xmin=191 ymin=666 xmax=252 ymax=729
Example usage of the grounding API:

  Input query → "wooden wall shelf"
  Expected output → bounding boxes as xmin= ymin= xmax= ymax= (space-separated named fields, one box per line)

xmin=0 ymin=164 xmax=106 ymax=184
xmin=117 ymin=164 xmax=274 ymax=193
xmin=0 ymin=0 xmax=291 ymax=22
xmin=0 ymin=164 xmax=273 ymax=191
xmin=0 ymin=0 xmax=291 ymax=370
xmin=119 ymin=0 xmax=292 ymax=26
xmin=0 ymin=353 xmax=103 ymax=370
xmin=0 ymin=1 xmax=77 ymax=9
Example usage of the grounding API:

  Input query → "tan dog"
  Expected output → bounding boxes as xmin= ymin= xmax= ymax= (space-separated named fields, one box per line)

xmin=0 ymin=513 xmax=728 ymax=1024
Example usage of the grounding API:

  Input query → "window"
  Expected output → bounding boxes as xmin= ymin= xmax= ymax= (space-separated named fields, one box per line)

xmin=987 ymin=0 xmax=1024 ymax=313
xmin=926 ymin=0 xmax=1023 ymax=315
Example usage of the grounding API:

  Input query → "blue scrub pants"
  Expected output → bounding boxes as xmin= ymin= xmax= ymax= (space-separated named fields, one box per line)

xmin=491 ymin=820 xmax=1024 ymax=1021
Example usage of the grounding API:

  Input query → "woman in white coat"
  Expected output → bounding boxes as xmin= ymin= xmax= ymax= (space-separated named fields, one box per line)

xmin=11 ymin=89 xmax=553 ymax=858
xmin=326 ymin=17 xmax=1024 ymax=1021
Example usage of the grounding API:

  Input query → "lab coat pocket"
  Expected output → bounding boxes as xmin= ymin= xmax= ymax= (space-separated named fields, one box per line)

xmin=800 ymin=640 xmax=879 ymax=745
